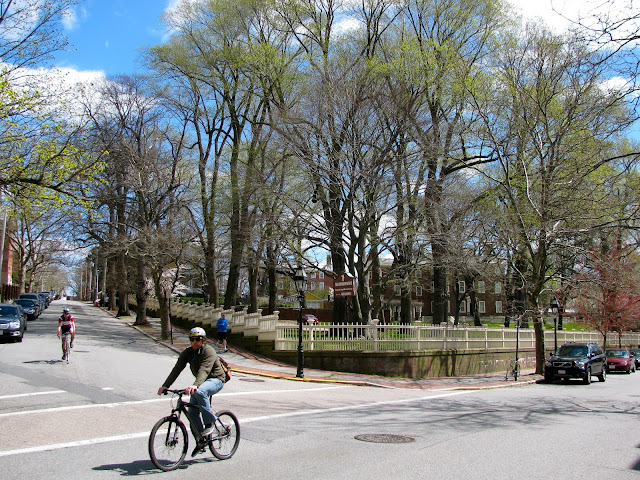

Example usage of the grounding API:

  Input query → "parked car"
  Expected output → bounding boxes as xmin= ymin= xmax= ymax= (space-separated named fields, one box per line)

xmin=13 ymin=299 xmax=38 ymax=320
xmin=302 ymin=314 xmax=319 ymax=325
xmin=18 ymin=293 xmax=43 ymax=316
xmin=37 ymin=292 xmax=49 ymax=309
xmin=0 ymin=304 xmax=26 ymax=342
xmin=39 ymin=291 xmax=52 ymax=306
xmin=605 ymin=348 xmax=636 ymax=374
xmin=630 ymin=349 xmax=640 ymax=369
xmin=544 ymin=342 xmax=607 ymax=384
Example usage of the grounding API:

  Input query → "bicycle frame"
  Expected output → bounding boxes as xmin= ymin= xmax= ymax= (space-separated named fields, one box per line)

xmin=165 ymin=390 xmax=216 ymax=442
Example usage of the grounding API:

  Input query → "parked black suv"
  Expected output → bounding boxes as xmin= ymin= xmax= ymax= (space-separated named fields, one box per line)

xmin=545 ymin=342 xmax=606 ymax=384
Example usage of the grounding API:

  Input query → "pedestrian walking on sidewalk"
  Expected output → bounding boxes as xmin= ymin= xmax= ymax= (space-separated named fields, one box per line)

xmin=216 ymin=312 xmax=229 ymax=352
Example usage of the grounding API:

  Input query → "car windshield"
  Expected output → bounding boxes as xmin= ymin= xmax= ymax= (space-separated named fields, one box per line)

xmin=14 ymin=300 xmax=33 ymax=306
xmin=606 ymin=350 xmax=629 ymax=358
xmin=556 ymin=345 xmax=588 ymax=357
xmin=0 ymin=306 xmax=18 ymax=317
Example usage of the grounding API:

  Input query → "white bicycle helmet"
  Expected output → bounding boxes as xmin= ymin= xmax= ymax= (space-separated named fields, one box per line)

xmin=189 ymin=327 xmax=206 ymax=338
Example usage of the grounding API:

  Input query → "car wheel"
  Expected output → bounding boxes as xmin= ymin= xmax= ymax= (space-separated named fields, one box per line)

xmin=544 ymin=374 xmax=553 ymax=383
xmin=583 ymin=367 xmax=592 ymax=385
xmin=598 ymin=367 xmax=606 ymax=382
xmin=16 ymin=333 xmax=23 ymax=343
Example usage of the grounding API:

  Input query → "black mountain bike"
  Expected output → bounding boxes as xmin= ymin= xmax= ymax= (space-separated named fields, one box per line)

xmin=148 ymin=388 xmax=240 ymax=471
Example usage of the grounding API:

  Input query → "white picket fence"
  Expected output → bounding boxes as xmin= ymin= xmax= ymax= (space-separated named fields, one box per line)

xmin=275 ymin=323 xmax=640 ymax=351
xmin=140 ymin=298 xmax=640 ymax=352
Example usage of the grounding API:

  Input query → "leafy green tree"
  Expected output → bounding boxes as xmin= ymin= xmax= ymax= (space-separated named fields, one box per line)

xmin=475 ymin=23 xmax=636 ymax=372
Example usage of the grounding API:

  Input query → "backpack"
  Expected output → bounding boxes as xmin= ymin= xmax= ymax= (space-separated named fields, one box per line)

xmin=219 ymin=356 xmax=231 ymax=382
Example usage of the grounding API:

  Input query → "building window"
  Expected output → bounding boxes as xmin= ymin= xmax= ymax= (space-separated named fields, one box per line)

xmin=278 ymin=281 xmax=284 ymax=289
xmin=458 ymin=281 xmax=466 ymax=293
xmin=478 ymin=301 xmax=486 ymax=314
xmin=394 ymin=285 xmax=401 ymax=295
xmin=311 ymin=282 xmax=316 ymax=290
xmin=319 ymin=282 xmax=324 ymax=290
xmin=494 ymin=282 xmax=502 ymax=294
xmin=460 ymin=300 xmax=466 ymax=313
xmin=477 ymin=280 xmax=485 ymax=293
xmin=319 ymin=272 xmax=324 ymax=279
xmin=495 ymin=301 xmax=503 ymax=314
xmin=416 ymin=286 xmax=423 ymax=297
xmin=430 ymin=301 xmax=434 ymax=313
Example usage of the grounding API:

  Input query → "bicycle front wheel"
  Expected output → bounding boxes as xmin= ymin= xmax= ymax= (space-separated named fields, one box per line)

xmin=149 ymin=416 xmax=188 ymax=471
xmin=209 ymin=410 xmax=240 ymax=460
xmin=514 ymin=363 xmax=521 ymax=381
xmin=63 ymin=335 xmax=70 ymax=363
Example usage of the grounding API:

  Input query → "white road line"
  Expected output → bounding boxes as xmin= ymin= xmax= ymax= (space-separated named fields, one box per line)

xmin=0 ymin=432 xmax=150 ymax=458
xmin=242 ymin=389 xmax=474 ymax=423
xmin=0 ymin=385 xmax=347 ymax=418
xmin=0 ymin=389 xmax=475 ymax=458
xmin=0 ymin=390 xmax=66 ymax=400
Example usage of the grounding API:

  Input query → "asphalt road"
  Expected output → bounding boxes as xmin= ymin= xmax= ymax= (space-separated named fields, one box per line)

xmin=1 ymin=299 xmax=639 ymax=479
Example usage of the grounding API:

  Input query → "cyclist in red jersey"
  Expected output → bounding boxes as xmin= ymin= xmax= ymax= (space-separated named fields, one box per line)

xmin=57 ymin=307 xmax=75 ymax=359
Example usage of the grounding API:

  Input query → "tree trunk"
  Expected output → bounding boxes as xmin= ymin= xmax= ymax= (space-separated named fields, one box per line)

xmin=248 ymin=264 xmax=258 ymax=314
xmin=134 ymin=260 xmax=148 ymax=326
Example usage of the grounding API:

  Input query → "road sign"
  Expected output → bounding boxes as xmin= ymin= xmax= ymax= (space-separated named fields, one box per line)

xmin=334 ymin=272 xmax=357 ymax=297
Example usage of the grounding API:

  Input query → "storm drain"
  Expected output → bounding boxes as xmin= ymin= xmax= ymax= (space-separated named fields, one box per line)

xmin=354 ymin=434 xmax=415 ymax=444
xmin=238 ymin=377 xmax=266 ymax=382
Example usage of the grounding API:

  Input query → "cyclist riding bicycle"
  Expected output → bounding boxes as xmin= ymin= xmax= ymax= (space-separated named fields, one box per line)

xmin=57 ymin=307 xmax=75 ymax=359
xmin=157 ymin=327 xmax=227 ymax=457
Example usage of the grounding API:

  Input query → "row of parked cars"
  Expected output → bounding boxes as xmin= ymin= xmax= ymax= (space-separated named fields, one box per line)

xmin=0 ymin=291 xmax=56 ymax=343
xmin=544 ymin=342 xmax=640 ymax=384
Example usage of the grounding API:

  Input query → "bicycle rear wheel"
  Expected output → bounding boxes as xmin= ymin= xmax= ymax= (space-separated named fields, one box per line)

xmin=208 ymin=410 xmax=240 ymax=460
xmin=149 ymin=416 xmax=188 ymax=471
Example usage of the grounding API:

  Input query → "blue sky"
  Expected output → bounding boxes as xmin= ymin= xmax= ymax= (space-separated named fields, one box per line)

xmin=55 ymin=0 xmax=171 ymax=76
xmin=52 ymin=0 xmax=585 ymax=79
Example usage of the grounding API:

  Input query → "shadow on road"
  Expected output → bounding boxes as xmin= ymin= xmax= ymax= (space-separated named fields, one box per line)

xmin=93 ymin=457 xmax=217 ymax=476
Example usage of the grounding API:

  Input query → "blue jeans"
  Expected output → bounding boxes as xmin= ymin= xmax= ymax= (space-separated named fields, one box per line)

xmin=188 ymin=378 xmax=224 ymax=434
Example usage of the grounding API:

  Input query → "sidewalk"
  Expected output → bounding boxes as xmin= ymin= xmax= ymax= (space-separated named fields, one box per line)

xmin=111 ymin=310 xmax=542 ymax=390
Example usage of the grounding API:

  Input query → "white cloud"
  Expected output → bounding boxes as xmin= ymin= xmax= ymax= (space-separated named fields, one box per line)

xmin=507 ymin=0 xmax=578 ymax=32
xmin=61 ymin=6 xmax=88 ymax=32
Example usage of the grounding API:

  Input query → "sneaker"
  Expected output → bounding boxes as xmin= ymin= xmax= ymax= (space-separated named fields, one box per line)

xmin=223 ymin=349 xmax=228 ymax=352
xmin=62 ymin=355 xmax=65 ymax=360
xmin=70 ymin=343 xmax=74 ymax=348
xmin=191 ymin=443 xmax=206 ymax=457
xmin=201 ymin=424 xmax=214 ymax=436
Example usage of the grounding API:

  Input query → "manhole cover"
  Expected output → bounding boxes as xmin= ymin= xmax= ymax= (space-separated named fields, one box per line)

xmin=238 ymin=378 xmax=266 ymax=382
xmin=354 ymin=434 xmax=415 ymax=444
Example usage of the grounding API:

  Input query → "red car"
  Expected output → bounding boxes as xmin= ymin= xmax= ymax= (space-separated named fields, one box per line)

xmin=302 ymin=314 xmax=319 ymax=325
xmin=605 ymin=349 xmax=636 ymax=374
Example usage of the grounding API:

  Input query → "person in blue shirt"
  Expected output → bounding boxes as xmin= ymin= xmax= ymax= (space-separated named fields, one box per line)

xmin=216 ymin=312 xmax=229 ymax=352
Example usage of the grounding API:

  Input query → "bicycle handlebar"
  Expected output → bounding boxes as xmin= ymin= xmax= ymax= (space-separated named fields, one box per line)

xmin=162 ymin=388 xmax=187 ymax=395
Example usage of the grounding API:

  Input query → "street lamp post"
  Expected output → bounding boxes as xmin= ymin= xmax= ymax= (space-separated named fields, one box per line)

xmin=293 ymin=265 xmax=308 ymax=378
xmin=550 ymin=297 xmax=559 ymax=352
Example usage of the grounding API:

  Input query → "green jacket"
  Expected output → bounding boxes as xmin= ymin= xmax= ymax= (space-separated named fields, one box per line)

xmin=162 ymin=344 xmax=225 ymax=388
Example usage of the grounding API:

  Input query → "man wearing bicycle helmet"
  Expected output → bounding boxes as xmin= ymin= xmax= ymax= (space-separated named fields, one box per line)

xmin=157 ymin=327 xmax=226 ymax=456
xmin=57 ymin=308 xmax=75 ymax=358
